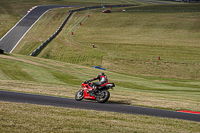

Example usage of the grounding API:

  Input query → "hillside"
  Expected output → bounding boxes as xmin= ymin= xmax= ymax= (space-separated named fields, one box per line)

xmin=0 ymin=53 xmax=200 ymax=112
xmin=12 ymin=3 xmax=200 ymax=80
xmin=1 ymin=52 xmax=200 ymax=132
xmin=0 ymin=0 xmax=199 ymax=111
xmin=1 ymin=1 xmax=200 ymax=132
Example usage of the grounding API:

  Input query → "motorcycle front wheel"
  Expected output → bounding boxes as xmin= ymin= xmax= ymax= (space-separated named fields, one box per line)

xmin=96 ymin=90 xmax=110 ymax=103
xmin=75 ymin=89 xmax=83 ymax=101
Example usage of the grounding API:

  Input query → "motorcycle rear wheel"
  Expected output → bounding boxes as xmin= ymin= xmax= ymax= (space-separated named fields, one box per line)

xmin=75 ymin=89 xmax=83 ymax=101
xmin=96 ymin=90 xmax=110 ymax=103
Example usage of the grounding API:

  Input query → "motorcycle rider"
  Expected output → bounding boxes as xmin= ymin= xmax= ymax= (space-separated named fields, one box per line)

xmin=87 ymin=72 xmax=108 ymax=92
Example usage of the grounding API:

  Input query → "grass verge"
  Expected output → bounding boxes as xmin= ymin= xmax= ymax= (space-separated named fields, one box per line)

xmin=19 ymin=4 xmax=199 ymax=80
xmin=0 ymin=54 xmax=199 ymax=112
xmin=1 ymin=101 xmax=200 ymax=133
xmin=1 ymin=1 xmax=200 ymax=131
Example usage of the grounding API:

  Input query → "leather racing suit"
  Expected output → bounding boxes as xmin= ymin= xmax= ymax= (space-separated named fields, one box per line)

xmin=88 ymin=72 xmax=108 ymax=89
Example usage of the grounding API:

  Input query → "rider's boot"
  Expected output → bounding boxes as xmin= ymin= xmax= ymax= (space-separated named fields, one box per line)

xmin=92 ymin=86 xmax=97 ymax=93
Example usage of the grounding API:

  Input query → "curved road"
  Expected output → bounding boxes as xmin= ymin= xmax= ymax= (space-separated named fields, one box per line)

xmin=0 ymin=3 xmax=199 ymax=123
xmin=0 ymin=5 xmax=81 ymax=53
xmin=0 ymin=90 xmax=200 ymax=122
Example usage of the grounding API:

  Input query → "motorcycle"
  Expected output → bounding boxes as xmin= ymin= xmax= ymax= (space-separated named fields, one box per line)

xmin=75 ymin=81 xmax=115 ymax=103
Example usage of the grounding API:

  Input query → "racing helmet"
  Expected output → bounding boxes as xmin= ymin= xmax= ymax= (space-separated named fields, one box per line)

xmin=99 ymin=72 xmax=105 ymax=76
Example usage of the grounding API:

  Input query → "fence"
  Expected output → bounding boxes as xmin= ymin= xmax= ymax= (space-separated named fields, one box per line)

xmin=30 ymin=5 xmax=135 ymax=56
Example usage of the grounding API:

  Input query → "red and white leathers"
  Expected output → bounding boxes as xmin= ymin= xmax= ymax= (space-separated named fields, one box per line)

xmin=88 ymin=72 xmax=108 ymax=89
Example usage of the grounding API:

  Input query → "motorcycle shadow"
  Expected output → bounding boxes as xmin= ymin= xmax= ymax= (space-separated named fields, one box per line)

xmin=78 ymin=99 xmax=132 ymax=105
xmin=108 ymin=100 xmax=132 ymax=105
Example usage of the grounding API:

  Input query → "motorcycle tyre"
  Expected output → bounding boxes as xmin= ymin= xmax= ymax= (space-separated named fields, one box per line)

xmin=96 ymin=90 xmax=110 ymax=103
xmin=75 ymin=89 xmax=83 ymax=101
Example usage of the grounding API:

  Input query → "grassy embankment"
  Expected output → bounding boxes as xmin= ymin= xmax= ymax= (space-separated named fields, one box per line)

xmin=1 ymin=101 xmax=200 ymax=133
xmin=0 ymin=1 xmax=200 ymax=132
xmin=12 ymin=3 xmax=200 ymax=111
xmin=14 ymin=4 xmax=200 ymax=79
xmin=0 ymin=0 xmax=129 ymax=40
xmin=0 ymin=52 xmax=200 ymax=132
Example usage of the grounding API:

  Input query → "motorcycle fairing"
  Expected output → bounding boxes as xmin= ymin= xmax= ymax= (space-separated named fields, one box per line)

xmin=83 ymin=87 xmax=96 ymax=100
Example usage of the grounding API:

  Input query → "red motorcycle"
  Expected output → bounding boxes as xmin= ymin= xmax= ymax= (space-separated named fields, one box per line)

xmin=75 ymin=81 xmax=115 ymax=103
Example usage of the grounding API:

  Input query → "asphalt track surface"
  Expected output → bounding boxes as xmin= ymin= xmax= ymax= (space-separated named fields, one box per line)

xmin=0 ymin=90 xmax=200 ymax=122
xmin=0 ymin=3 xmax=199 ymax=123
xmin=0 ymin=5 xmax=81 ymax=53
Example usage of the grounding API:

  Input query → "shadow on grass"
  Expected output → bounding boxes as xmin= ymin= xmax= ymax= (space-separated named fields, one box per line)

xmin=108 ymin=100 xmax=132 ymax=105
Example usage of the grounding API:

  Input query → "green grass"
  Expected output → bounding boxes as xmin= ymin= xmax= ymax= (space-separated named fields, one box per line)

xmin=1 ymin=1 xmax=200 ymax=132
xmin=1 ymin=101 xmax=200 ymax=133
xmin=13 ymin=8 xmax=73 ymax=55
xmin=1 ymin=3 xmax=200 ymax=111
xmin=126 ymin=3 xmax=200 ymax=11
xmin=0 ymin=0 xmax=139 ymax=39
xmin=25 ymin=4 xmax=200 ymax=80
xmin=0 ymin=54 xmax=199 ymax=111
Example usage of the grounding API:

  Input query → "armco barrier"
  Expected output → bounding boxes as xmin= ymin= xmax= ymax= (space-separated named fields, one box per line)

xmin=30 ymin=11 xmax=73 ymax=56
xmin=30 ymin=5 xmax=135 ymax=56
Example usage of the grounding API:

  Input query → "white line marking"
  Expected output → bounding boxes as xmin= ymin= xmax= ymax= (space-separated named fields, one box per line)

xmin=10 ymin=7 xmax=51 ymax=53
